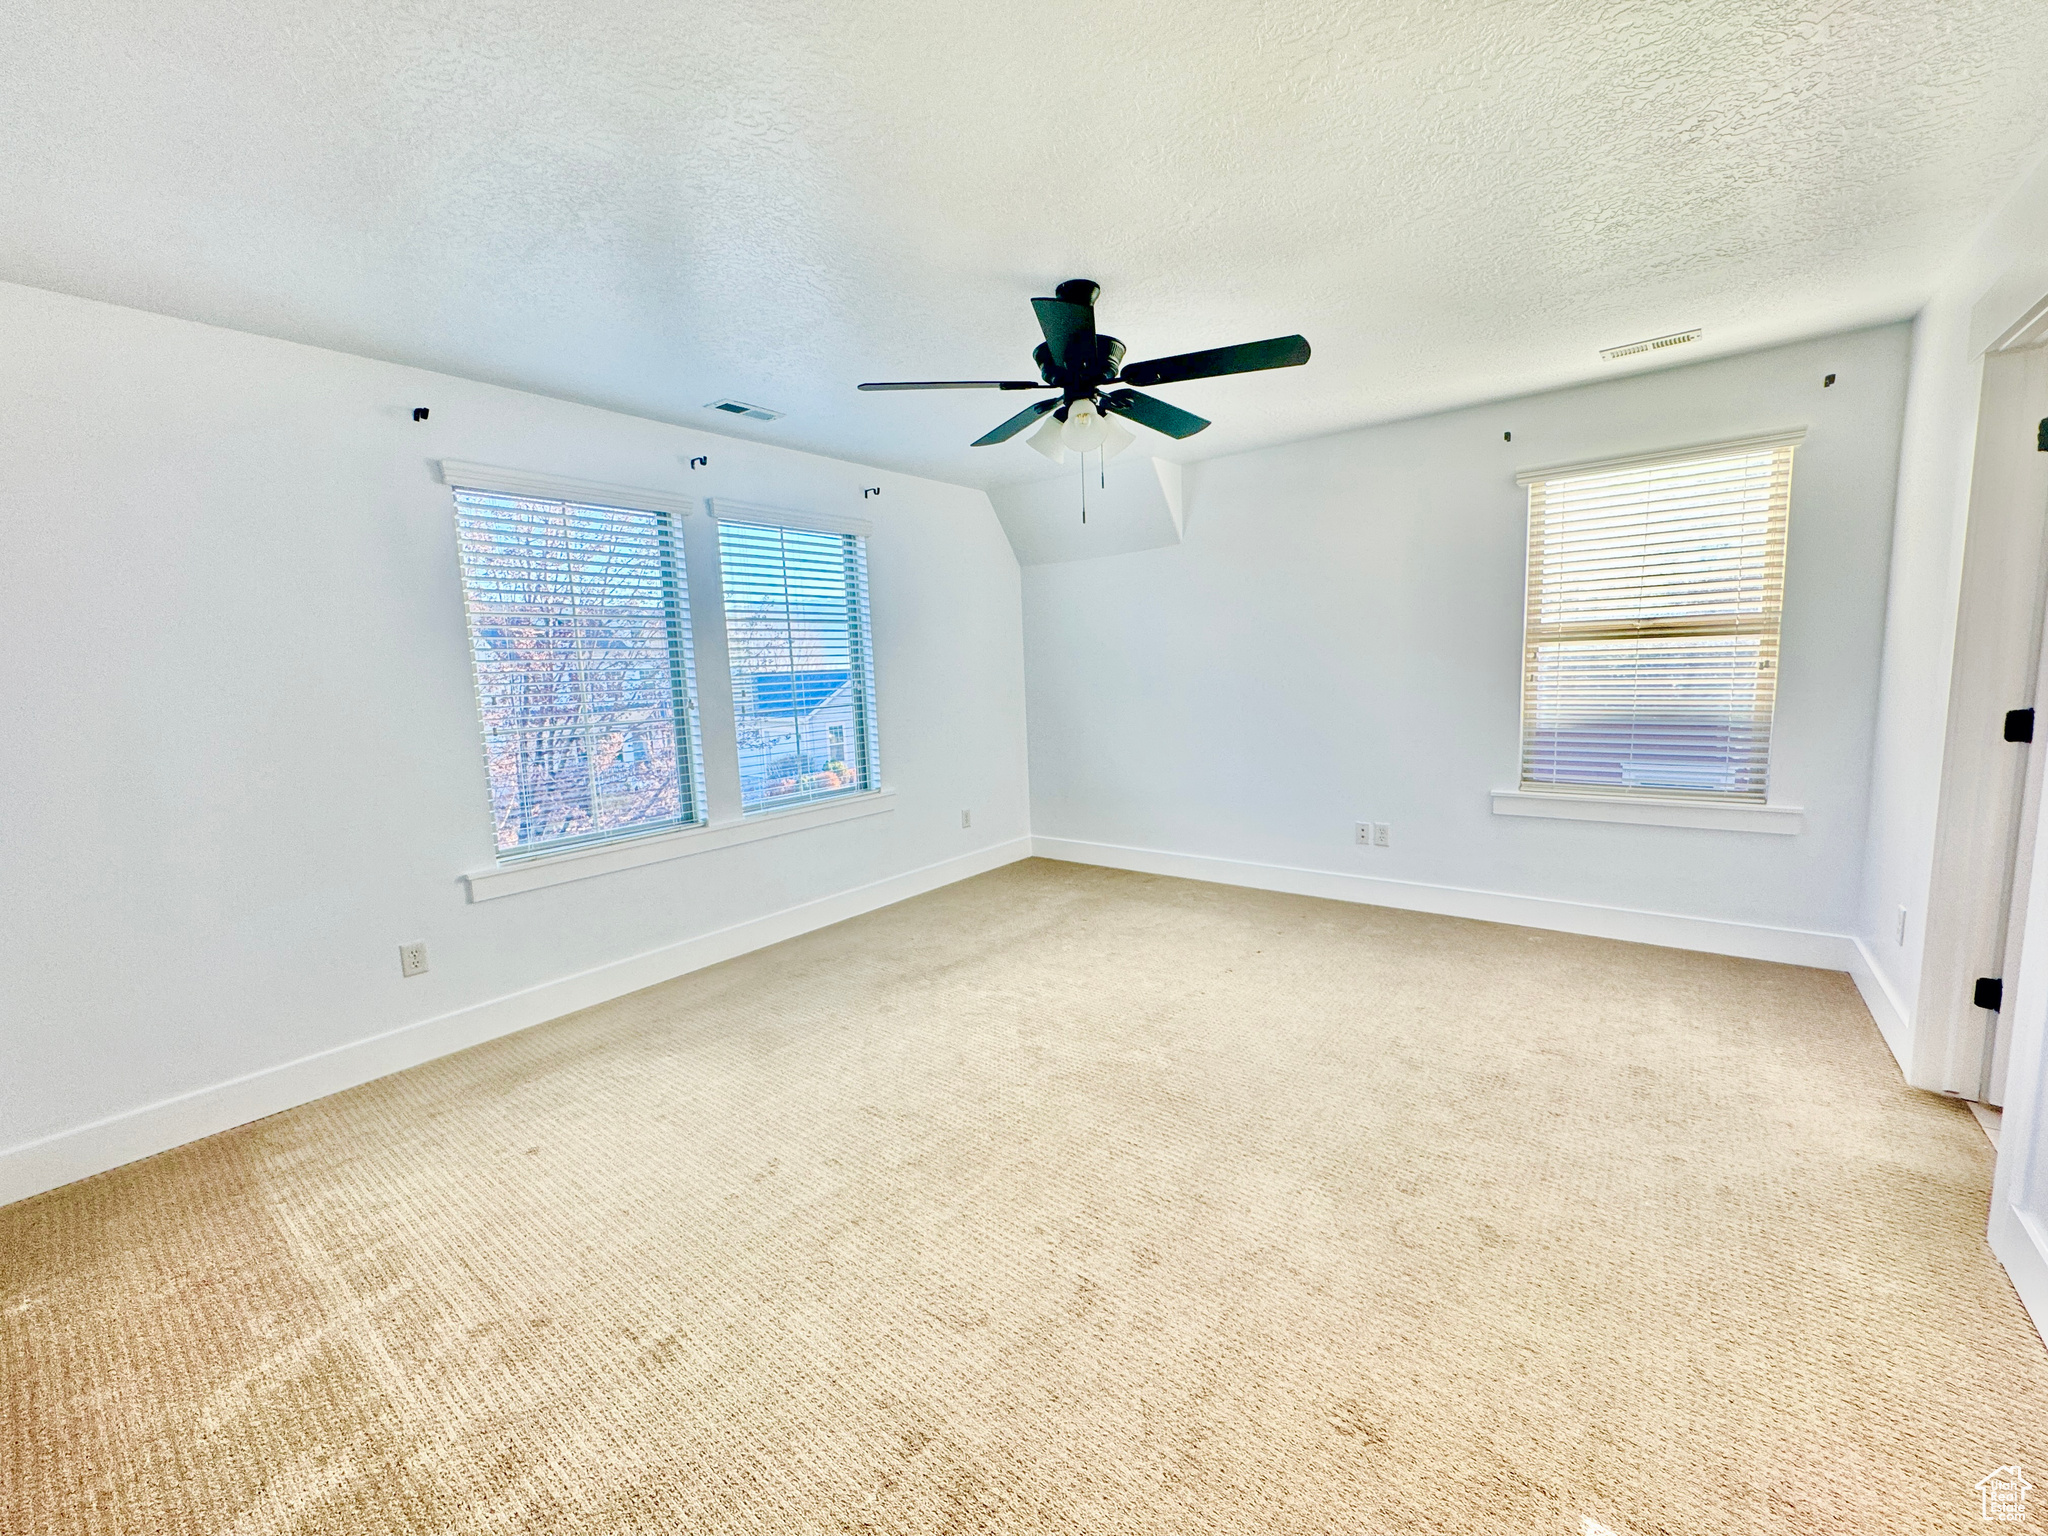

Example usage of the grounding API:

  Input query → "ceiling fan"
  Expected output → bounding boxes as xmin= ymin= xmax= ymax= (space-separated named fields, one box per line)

xmin=858 ymin=279 xmax=1310 ymax=460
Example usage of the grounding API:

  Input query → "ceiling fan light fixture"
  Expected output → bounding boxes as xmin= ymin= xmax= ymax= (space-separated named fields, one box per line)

xmin=1061 ymin=397 xmax=1108 ymax=452
xmin=1026 ymin=412 xmax=1068 ymax=461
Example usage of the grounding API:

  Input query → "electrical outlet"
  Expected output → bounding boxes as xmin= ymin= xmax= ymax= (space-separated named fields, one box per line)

xmin=1374 ymin=823 xmax=1391 ymax=847
xmin=961 ymin=809 xmax=972 ymax=829
xmin=1355 ymin=822 xmax=1373 ymax=845
xmin=399 ymin=941 xmax=428 ymax=978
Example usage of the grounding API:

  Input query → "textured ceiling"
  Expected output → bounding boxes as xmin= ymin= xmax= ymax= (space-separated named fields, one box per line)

xmin=6 ymin=1 xmax=2048 ymax=489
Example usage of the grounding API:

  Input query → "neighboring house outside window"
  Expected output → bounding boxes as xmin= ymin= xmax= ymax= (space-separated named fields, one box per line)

xmin=1516 ymin=431 xmax=1800 ymax=802
xmin=714 ymin=507 xmax=880 ymax=812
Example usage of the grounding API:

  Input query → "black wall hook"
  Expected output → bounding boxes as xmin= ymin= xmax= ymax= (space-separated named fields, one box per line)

xmin=689 ymin=456 xmax=708 ymax=469
xmin=412 ymin=407 xmax=430 ymax=421
xmin=863 ymin=487 xmax=880 ymax=498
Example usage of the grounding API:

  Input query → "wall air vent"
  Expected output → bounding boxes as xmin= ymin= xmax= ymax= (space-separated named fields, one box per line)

xmin=704 ymin=399 xmax=784 ymax=422
xmin=1599 ymin=330 xmax=1701 ymax=362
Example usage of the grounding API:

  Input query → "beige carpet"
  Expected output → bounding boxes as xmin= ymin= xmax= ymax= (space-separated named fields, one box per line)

xmin=5 ymin=860 xmax=2045 ymax=1534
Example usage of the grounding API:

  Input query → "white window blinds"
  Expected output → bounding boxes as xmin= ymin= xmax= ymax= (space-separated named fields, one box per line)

xmin=451 ymin=486 xmax=704 ymax=856
xmin=1517 ymin=433 xmax=1799 ymax=801
xmin=716 ymin=516 xmax=879 ymax=813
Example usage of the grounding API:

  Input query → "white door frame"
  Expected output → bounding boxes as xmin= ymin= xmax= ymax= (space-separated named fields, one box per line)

xmin=1953 ymin=327 xmax=2048 ymax=1341
xmin=1989 ymin=738 xmax=2048 ymax=1340
xmin=1911 ymin=347 xmax=2048 ymax=1102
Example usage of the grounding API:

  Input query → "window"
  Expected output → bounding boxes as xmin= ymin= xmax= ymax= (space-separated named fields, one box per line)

xmin=450 ymin=480 xmax=704 ymax=856
xmin=714 ymin=509 xmax=879 ymax=812
xmin=1517 ymin=432 xmax=1800 ymax=802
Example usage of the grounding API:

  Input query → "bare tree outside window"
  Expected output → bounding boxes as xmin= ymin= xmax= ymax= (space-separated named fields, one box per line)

xmin=453 ymin=489 xmax=703 ymax=854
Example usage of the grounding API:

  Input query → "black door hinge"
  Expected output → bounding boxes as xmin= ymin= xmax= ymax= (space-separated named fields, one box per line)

xmin=1975 ymin=976 xmax=2004 ymax=1011
xmin=2007 ymin=708 xmax=2035 ymax=742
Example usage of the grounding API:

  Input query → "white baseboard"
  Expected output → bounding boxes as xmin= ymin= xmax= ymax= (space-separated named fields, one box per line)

xmin=1031 ymin=836 xmax=1856 ymax=969
xmin=1845 ymin=936 xmax=1915 ymax=1073
xmin=0 ymin=837 xmax=1034 ymax=1209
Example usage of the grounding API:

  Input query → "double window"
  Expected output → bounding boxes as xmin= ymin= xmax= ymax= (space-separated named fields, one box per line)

xmin=1517 ymin=432 xmax=1799 ymax=802
xmin=448 ymin=469 xmax=878 ymax=859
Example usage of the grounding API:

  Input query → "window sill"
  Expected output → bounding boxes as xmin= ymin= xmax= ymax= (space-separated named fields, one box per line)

xmin=1490 ymin=789 xmax=1803 ymax=835
xmin=462 ymin=789 xmax=897 ymax=902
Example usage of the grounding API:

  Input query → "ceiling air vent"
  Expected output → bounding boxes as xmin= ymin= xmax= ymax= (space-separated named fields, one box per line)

xmin=704 ymin=399 xmax=783 ymax=422
xmin=1600 ymin=330 xmax=1701 ymax=362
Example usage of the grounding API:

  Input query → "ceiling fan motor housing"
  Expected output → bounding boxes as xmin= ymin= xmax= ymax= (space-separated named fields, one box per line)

xmin=1034 ymin=335 xmax=1126 ymax=405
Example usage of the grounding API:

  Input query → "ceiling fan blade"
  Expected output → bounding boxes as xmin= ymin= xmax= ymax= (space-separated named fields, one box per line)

xmin=858 ymin=380 xmax=1053 ymax=391
xmin=1103 ymin=389 xmax=1210 ymax=440
xmin=1031 ymin=297 xmax=1096 ymax=374
xmin=972 ymin=397 xmax=1062 ymax=446
xmin=1119 ymin=334 xmax=1310 ymax=388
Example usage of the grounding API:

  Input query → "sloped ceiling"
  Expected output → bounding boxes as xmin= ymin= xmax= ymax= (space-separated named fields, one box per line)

xmin=5 ymin=1 xmax=2047 ymax=490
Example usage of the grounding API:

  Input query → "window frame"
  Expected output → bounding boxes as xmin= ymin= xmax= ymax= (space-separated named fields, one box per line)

xmin=708 ymin=498 xmax=882 ymax=817
xmin=1509 ymin=429 xmax=1804 ymax=812
xmin=440 ymin=460 xmax=708 ymax=864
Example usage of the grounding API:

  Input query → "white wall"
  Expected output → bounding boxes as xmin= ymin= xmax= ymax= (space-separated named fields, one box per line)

xmin=1859 ymin=148 xmax=2048 ymax=1081
xmin=1024 ymin=325 xmax=1911 ymax=948
xmin=0 ymin=281 xmax=1031 ymax=1195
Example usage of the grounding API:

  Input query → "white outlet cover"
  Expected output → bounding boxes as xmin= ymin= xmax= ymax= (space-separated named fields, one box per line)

xmin=399 ymin=942 xmax=429 ymax=977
